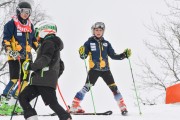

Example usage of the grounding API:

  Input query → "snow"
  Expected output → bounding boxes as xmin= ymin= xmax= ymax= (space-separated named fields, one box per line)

xmin=1 ymin=80 xmax=179 ymax=120
xmin=0 ymin=104 xmax=180 ymax=120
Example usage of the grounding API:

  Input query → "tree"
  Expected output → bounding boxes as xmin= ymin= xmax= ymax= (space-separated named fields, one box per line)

xmin=138 ymin=0 xmax=180 ymax=105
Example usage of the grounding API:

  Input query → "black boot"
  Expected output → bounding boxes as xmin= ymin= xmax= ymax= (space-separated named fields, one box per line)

xmin=49 ymin=103 xmax=72 ymax=120
xmin=24 ymin=108 xmax=37 ymax=119
xmin=60 ymin=113 xmax=72 ymax=120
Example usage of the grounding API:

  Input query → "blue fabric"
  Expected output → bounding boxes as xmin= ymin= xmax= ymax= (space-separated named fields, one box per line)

xmin=109 ymin=84 xmax=123 ymax=101
xmin=114 ymin=93 xmax=123 ymax=101
xmin=75 ymin=84 xmax=91 ymax=101
xmin=75 ymin=92 xmax=85 ymax=101
xmin=3 ymin=81 xmax=15 ymax=96
xmin=10 ymin=85 xmax=18 ymax=97
xmin=81 ymin=36 xmax=124 ymax=71
xmin=3 ymin=19 xmax=36 ymax=56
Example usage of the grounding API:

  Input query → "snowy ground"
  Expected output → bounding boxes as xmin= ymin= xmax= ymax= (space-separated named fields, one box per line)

xmin=1 ymin=72 xmax=180 ymax=120
xmin=0 ymin=103 xmax=180 ymax=120
xmin=1 ymin=63 xmax=179 ymax=120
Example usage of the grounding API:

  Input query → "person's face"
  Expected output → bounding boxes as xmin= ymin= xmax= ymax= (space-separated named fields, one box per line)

xmin=20 ymin=12 xmax=30 ymax=19
xmin=19 ymin=8 xmax=31 ymax=20
xmin=94 ymin=28 xmax=104 ymax=38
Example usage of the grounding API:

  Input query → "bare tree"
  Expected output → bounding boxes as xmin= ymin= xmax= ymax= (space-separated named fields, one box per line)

xmin=0 ymin=0 xmax=14 ymax=7
xmin=138 ymin=0 xmax=180 ymax=105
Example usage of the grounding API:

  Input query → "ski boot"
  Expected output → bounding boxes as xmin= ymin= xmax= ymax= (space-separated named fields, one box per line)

xmin=0 ymin=103 xmax=12 ymax=115
xmin=0 ymin=94 xmax=10 ymax=106
xmin=69 ymin=98 xmax=85 ymax=113
xmin=0 ymin=102 xmax=9 ymax=110
xmin=0 ymin=102 xmax=7 ymax=116
xmin=60 ymin=113 xmax=72 ymax=120
xmin=0 ymin=110 xmax=6 ymax=116
xmin=10 ymin=104 xmax=23 ymax=115
xmin=0 ymin=95 xmax=5 ymax=104
xmin=118 ymin=98 xmax=128 ymax=115
xmin=0 ymin=103 xmax=23 ymax=115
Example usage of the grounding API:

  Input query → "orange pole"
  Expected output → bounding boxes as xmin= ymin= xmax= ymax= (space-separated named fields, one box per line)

xmin=57 ymin=84 xmax=70 ymax=112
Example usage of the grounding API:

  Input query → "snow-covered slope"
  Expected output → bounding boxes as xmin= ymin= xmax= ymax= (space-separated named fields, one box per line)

xmin=0 ymin=103 xmax=180 ymax=120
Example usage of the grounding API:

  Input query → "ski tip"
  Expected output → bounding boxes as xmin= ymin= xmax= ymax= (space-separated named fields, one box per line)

xmin=105 ymin=111 xmax=113 ymax=115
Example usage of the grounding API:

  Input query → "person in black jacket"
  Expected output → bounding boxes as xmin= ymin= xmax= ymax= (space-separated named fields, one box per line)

xmin=19 ymin=21 xmax=72 ymax=120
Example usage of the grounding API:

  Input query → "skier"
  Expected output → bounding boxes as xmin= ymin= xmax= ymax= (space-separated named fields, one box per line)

xmin=19 ymin=20 xmax=72 ymax=120
xmin=69 ymin=22 xmax=131 ymax=115
xmin=0 ymin=1 xmax=38 ymax=115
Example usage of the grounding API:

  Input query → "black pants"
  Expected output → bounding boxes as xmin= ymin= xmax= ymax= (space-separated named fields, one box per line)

xmin=74 ymin=69 xmax=120 ymax=101
xmin=8 ymin=60 xmax=29 ymax=81
xmin=2 ymin=60 xmax=29 ymax=97
xmin=86 ymin=69 xmax=115 ymax=86
xmin=19 ymin=85 xmax=71 ymax=119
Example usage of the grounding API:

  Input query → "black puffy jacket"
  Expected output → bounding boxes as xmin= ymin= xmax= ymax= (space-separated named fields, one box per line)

xmin=29 ymin=35 xmax=63 ymax=89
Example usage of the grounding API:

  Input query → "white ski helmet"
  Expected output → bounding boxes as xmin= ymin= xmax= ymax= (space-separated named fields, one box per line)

xmin=35 ymin=20 xmax=57 ymax=40
xmin=91 ymin=22 xmax=105 ymax=35
xmin=91 ymin=22 xmax=105 ymax=30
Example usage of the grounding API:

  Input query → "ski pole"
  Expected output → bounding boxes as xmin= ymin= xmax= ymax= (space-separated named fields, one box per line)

xmin=10 ymin=81 xmax=25 ymax=120
xmin=33 ymin=97 xmax=38 ymax=109
xmin=57 ymin=84 xmax=70 ymax=112
xmin=127 ymin=58 xmax=142 ymax=115
xmin=17 ymin=57 xmax=22 ymax=92
xmin=82 ymin=54 xmax=96 ymax=114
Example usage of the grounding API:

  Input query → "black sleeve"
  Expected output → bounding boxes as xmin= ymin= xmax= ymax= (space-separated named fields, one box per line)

xmin=59 ymin=37 xmax=64 ymax=51
xmin=3 ymin=20 xmax=15 ymax=41
xmin=31 ymin=24 xmax=38 ymax=50
xmin=107 ymin=42 xmax=126 ymax=60
xmin=58 ymin=58 xmax=64 ymax=77
xmin=2 ymin=20 xmax=15 ymax=51
xmin=30 ymin=41 xmax=55 ymax=71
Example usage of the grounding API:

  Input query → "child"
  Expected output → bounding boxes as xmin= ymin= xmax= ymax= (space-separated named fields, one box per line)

xmin=19 ymin=20 xmax=72 ymax=120
xmin=0 ymin=1 xmax=38 ymax=115
xmin=70 ymin=22 xmax=131 ymax=115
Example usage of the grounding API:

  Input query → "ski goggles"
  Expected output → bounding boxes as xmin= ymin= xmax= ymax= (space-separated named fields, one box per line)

xmin=93 ymin=22 xmax=105 ymax=30
xmin=18 ymin=8 xmax=32 ymax=15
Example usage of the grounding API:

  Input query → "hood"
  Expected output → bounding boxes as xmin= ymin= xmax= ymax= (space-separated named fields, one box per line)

xmin=43 ymin=35 xmax=64 ymax=51
xmin=53 ymin=36 xmax=64 ymax=51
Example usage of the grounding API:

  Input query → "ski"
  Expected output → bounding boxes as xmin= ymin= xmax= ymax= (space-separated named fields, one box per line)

xmin=38 ymin=113 xmax=57 ymax=116
xmin=71 ymin=110 xmax=113 ymax=115
xmin=38 ymin=110 xmax=112 ymax=116
xmin=0 ymin=111 xmax=113 ymax=117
